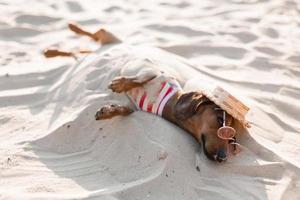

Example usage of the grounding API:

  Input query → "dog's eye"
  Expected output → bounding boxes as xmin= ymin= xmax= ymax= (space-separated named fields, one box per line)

xmin=217 ymin=117 xmax=223 ymax=125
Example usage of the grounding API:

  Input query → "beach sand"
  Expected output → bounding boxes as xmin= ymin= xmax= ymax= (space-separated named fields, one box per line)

xmin=1 ymin=0 xmax=300 ymax=199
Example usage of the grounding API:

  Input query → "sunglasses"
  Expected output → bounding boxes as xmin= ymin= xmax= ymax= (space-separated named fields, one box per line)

xmin=217 ymin=110 xmax=241 ymax=156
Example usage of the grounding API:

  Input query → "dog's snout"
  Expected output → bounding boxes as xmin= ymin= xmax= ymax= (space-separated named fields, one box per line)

xmin=215 ymin=149 xmax=227 ymax=162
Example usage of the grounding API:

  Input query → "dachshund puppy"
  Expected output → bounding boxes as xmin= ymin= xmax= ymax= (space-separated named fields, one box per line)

xmin=95 ymin=62 xmax=235 ymax=162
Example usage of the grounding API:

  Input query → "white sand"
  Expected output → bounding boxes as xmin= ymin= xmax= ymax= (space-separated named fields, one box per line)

xmin=1 ymin=0 xmax=300 ymax=199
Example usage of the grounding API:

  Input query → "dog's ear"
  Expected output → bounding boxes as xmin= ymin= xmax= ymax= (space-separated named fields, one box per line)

xmin=174 ymin=92 xmax=209 ymax=120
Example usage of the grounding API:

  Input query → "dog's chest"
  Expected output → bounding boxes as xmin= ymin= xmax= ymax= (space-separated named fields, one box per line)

xmin=127 ymin=74 xmax=182 ymax=116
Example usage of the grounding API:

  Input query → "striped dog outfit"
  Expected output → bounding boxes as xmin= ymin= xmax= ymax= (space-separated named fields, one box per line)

xmin=127 ymin=74 xmax=182 ymax=116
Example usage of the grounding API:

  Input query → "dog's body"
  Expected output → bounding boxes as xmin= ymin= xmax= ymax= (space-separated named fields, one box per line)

xmin=45 ymin=23 xmax=248 ymax=162
xmin=95 ymin=57 xmax=233 ymax=162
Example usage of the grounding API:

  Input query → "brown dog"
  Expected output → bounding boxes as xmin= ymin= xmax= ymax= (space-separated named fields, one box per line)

xmin=95 ymin=71 xmax=234 ymax=162
xmin=45 ymin=23 xmax=248 ymax=162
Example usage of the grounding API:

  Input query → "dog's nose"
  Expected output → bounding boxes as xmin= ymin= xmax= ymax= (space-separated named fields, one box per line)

xmin=215 ymin=149 xmax=227 ymax=162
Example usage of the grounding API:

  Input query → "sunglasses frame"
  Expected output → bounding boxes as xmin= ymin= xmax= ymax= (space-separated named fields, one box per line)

xmin=216 ymin=110 xmax=242 ymax=155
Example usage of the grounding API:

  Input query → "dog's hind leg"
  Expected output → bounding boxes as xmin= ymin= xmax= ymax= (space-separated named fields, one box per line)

xmin=43 ymin=23 xmax=119 ymax=58
xmin=95 ymin=104 xmax=134 ymax=120
xmin=109 ymin=69 xmax=159 ymax=93
xmin=68 ymin=23 xmax=120 ymax=44
xmin=43 ymin=49 xmax=91 ymax=58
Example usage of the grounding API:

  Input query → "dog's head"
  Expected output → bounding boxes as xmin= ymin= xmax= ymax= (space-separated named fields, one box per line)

xmin=174 ymin=92 xmax=235 ymax=162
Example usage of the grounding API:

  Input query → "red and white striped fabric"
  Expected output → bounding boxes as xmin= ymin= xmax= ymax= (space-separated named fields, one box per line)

xmin=127 ymin=76 xmax=182 ymax=116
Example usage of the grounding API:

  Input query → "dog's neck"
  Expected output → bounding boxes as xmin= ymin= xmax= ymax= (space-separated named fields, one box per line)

xmin=162 ymin=92 xmax=201 ymax=141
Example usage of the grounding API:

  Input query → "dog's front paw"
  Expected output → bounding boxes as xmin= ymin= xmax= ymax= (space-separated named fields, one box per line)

xmin=95 ymin=104 xmax=134 ymax=120
xmin=95 ymin=105 xmax=118 ymax=120
xmin=108 ymin=77 xmax=128 ymax=93
xmin=95 ymin=106 xmax=109 ymax=120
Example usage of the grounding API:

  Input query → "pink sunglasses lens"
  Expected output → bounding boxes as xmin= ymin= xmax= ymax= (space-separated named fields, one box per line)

xmin=228 ymin=142 xmax=241 ymax=155
xmin=217 ymin=126 xmax=236 ymax=139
